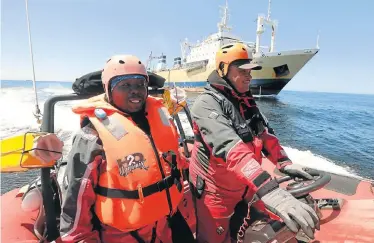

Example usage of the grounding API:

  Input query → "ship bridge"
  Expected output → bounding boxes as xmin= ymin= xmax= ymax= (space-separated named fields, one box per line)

xmin=182 ymin=32 xmax=256 ymax=71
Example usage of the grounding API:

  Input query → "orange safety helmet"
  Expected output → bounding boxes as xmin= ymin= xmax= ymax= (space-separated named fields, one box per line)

xmin=215 ymin=43 xmax=262 ymax=77
xmin=101 ymin=55 xmax=149 ymax=100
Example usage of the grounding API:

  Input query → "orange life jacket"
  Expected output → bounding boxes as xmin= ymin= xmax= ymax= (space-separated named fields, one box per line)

xmin=72 ymin=94 xmax=184 ymax=232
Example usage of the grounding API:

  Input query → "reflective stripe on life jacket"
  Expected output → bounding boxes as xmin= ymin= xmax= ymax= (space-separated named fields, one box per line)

xmin=72 ymin=94 xmax=184 ymax=232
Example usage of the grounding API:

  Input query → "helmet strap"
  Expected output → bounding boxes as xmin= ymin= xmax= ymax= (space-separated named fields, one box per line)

xmin=222 ymin=70 xmax=243 ymax=95
xmin=218 ymin=62 xmax=226 ymax=77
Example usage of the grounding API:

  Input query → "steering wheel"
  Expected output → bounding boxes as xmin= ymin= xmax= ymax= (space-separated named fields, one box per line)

xmin=275 ymin=168 xmax=331 ymax=198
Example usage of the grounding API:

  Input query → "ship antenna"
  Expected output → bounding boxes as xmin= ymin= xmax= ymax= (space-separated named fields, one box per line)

xmin=267 ymin=0 xmax=272 ymax=21
xmin=25 ymin=0 xmax=42 ymax=124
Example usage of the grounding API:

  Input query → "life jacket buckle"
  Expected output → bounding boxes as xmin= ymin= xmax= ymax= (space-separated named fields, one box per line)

xmin=137 ymin=184 xmax=144 ymax=204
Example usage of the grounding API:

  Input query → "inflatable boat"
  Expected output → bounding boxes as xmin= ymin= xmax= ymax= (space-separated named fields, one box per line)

xmin=1 ymin=71 xmax=374 ymax=243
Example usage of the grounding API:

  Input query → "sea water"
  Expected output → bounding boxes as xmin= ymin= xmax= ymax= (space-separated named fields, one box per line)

xmin=1 ymin=80 xmax=373 ymax=194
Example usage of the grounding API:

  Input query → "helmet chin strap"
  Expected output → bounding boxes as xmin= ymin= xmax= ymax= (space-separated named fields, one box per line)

xmin=222 ymin=72 xmax=243 ymax=95
xmin=220 ymin=62 xmax=239 ymax=94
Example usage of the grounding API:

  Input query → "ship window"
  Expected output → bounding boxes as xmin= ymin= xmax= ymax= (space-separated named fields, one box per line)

xmin=273 ymin=64 xmax=290 ymax=77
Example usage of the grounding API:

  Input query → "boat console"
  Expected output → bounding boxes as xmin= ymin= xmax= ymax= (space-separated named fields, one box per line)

xmin=232 ymin=169 xmax=332 ymax=243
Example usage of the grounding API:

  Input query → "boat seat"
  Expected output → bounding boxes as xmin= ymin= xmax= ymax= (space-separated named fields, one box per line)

xmin=19 ymin=171 xmax=62 ymax=242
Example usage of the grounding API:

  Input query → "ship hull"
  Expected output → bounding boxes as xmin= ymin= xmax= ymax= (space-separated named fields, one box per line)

xmin=250 ymin=78 xmax=290 ymax=96
xmin=156 ymin=48 xmax=318 ymax=95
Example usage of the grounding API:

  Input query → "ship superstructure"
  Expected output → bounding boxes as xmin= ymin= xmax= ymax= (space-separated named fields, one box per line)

xmin=149 ymin=0 xmax=319 ymax=95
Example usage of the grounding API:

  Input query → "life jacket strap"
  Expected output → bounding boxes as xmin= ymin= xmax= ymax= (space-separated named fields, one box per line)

xmin=95 ymin=174 xmax=181 ymax=199
xmin=129 ymin=230 xmax=146 ymax=243
xmin=162 ymin=151 xmax=183 ymax=192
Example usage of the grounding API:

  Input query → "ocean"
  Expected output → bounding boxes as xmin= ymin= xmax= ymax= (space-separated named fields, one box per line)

xmin=1 ymin=80 xmax=374 ymax=194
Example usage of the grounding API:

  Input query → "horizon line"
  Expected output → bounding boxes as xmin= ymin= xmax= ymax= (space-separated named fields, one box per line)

xmin=1 ymin=79 xmax=373 ymax=96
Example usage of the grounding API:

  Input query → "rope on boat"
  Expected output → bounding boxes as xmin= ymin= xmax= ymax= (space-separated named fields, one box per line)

xmin=25 ymin=0 xmax=43 ymax=125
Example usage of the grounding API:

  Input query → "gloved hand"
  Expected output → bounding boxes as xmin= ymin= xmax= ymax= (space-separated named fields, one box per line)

xmin=280 ymin=164 xmax=314 ymax=180
xmin=261 ymin=187 xmax=320 ymax=239
xmin=30 ymin=133 xmax=64 ymax=163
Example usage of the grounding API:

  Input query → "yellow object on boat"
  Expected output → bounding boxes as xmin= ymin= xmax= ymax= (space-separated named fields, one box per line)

xmin=0 ymin=132 xmax=55 ymax=173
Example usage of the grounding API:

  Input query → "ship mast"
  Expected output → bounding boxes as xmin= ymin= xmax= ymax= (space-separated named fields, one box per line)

xmin=217 ymin=0 xmax=232 ymax=34
xmin=255 ymin=0 xmax=277 ymax=53
xmin=268 ymin=0 xmax=276 ymax=52
xmin=146 ymin=51 xmax=153 ymax=70
xmin=180 ymin=38 xmax=190 ymax=63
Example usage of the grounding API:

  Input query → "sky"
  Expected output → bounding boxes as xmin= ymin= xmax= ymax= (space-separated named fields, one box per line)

xmin=1 ymin=0 xmax=374 ymax=94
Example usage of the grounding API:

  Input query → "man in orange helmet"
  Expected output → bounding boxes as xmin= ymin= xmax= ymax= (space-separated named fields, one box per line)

xmin=189 ymin=43 xmax=319 ymax=242
xmin=40 ymin=55 xmax=195 ymax=243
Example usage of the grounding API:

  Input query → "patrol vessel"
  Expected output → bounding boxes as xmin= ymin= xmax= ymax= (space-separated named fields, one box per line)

xmin=148 ymin=0 xmax=320 ymax=96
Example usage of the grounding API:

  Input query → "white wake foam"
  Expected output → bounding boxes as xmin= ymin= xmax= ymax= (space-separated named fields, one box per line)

xmin=283 ymin=146 xmax=360 ymax=178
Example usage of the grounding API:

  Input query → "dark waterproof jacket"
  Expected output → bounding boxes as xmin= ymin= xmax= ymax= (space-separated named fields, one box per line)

xmin=189 ymin=71 xmax=292 ymax=218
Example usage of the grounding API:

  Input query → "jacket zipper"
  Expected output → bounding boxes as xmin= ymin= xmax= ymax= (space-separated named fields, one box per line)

xmin=147 ymin=134 xmax=174 ymax=213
